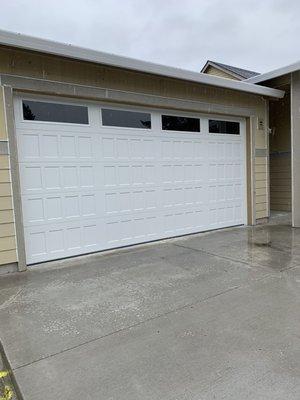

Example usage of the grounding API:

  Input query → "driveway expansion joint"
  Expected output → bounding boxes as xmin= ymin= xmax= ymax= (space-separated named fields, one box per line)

xmin=12 ymin=283 xmax=249 ymax=372
xmin=172 ymin=243 xmax=273 ymax=271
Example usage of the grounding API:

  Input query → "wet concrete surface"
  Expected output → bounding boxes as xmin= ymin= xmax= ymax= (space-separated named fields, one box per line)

xmin=0 ymin=213 xmax=300 ymax=399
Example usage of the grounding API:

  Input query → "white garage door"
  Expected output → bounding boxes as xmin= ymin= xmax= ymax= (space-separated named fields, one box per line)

xmin=15 ymin=96 xmax=246 ymax=264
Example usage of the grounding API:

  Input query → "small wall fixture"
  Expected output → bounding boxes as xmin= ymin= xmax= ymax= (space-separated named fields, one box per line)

xmin=258 ymin=118 xmax=265 ymax=130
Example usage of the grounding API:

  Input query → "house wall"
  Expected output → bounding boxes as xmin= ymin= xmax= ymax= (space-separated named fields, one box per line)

xmin=291 ymin=71 xmax=300 ymax=227
xmin=0 ymin=46 xmax=269 ymax=267
xmin=269 ymin=94 xmax=291 ymax=211
xmin=203 ymin=65 xmax=240 ymax=80
xmin=0 ymin=87 xmax=17 ymax=265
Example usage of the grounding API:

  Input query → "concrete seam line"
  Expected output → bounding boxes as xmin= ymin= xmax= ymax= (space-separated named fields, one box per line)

xmin=172 ymin=243 xmax=259 ymax=268
xmin=13 ymin=284 xmax=251 ymax=372
xmin=172 ymin=242 xmax=289 ymax=273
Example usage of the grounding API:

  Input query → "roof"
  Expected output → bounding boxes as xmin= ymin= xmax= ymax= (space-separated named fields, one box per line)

xmin=201 ymin=60 xmax=260 ymax=80
xmin=0 ymin=29 xmax=283 ymax=99
xmin=246 ymin=60 xmax=300 ymax=84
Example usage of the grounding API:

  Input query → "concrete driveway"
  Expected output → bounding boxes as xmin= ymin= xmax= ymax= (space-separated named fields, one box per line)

xmin=0 ymin=214 xmax=300 ymax=399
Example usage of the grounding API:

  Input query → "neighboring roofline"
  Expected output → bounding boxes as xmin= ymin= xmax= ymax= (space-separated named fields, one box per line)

xmin=201 ymin=60 xmax=243 ymax=80
xmin=246 ymin=60 xmax=300 ymax=83
xmin=0 ymin=29 xmax=284 ymax=99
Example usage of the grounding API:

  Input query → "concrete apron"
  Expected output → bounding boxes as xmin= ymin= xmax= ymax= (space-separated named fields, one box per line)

xmin=0 ymin=212 xmax=300 ymax=399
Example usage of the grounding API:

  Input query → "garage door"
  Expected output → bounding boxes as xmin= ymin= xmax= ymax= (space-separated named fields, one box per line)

xmin=14 ymin=96 xmax=246 ymax=264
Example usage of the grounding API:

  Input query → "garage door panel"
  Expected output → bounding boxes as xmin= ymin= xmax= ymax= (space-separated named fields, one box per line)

xmin=19 ymin=164 xmax=98 ymax=194
xmin=163 ymin=209 xmax=206 ymax=235
xmin=16 ymin=129 xmax=99 ymax=163
xmin=15 ymin=98 xmax=246 ymax=264
xmin=102 ymin=135 xmax=158 ymax=160
xmin=24 ymin=220 xmax=102 ymax=264
xmin=22 ymin=192 xmax=99 ymax=227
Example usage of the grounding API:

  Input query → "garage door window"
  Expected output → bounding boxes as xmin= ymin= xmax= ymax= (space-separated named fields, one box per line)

xmin=102 ymin=109 xmax=151 ymax=129
xmin=209 ymin=120 xmax=240 ymax=135
xmin=162 ymin=115 xmax=200 ymax=132
xmin=22 ymin=100 xmax=89 ymax=124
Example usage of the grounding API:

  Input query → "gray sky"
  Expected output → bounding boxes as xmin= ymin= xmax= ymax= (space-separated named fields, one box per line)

xmin=0 ymin=0 xmax=299 ymax=73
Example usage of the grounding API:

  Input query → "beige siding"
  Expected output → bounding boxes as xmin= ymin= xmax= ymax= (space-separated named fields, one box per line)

xmin=256 ymin=210 xmax=268 ymax=219
xmin=0 ymin=236 xmax=16 ymax=251
xmin=269 ymin=95 xmax=291 ymax=211
xmin=254 ymin=115 xmax=269 ymax=221
xmin=0 ymin=46 xmax=269 ymax=268
xmin=204 ymin=65 xmax=240 ymax=80
xmin=0 ymin=87 xmax=17 ymax=266
xmin=0 ymin=196 xmax=13 ymax=209
xmin=270 ymin=156 xmax=291 ymax=210
xmin=0 ymin=223 xmax=15 ymax=237
xmin=0 ymin=154 xmax=9 ymax=169
xmin=0 ymin=249 xmax=17 ymax=264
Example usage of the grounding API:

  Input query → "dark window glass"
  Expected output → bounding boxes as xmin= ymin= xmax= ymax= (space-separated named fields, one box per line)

xmin=102 ymin=109 xmax=151 ymax=129
xmin=162 ymin=115 xmax=200 ymax=132
xmin=209 ymin=120 xmax=240 ymax=135
xmin=22 ymin=100 xmax=89 ymax=124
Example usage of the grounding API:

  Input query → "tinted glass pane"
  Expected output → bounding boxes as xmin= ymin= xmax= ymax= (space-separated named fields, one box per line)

xmin=209 ymin=120 xmax=240 ymax=135
xmin=162 ymin=115 xmax=200 ymax=132
xmin=102 ymin=109 xmax=151 ymax=129
xmin=23 ymin=100 xmax=89 ymax=124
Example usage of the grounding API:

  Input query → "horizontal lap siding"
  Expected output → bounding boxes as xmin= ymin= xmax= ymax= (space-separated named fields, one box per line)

xmin=255 ymin=121 xmax=269 ymax=220
xmin=255 ymin=156 xmax=268 ymax=219
xmin=0 ymin=86 xmax=17 ymax=265
xmin=270 ymin=154 xmax=291 ymax=211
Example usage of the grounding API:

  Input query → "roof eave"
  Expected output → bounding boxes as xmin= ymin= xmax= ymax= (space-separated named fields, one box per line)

xmin=246 ymin=61 xmax=300 ymax=84
xmin=0 ymin=29 xmax=284 ymax=99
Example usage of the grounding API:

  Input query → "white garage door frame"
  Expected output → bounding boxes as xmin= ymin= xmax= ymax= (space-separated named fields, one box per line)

xmin=14 ymin=94 xmax=248 ymax=264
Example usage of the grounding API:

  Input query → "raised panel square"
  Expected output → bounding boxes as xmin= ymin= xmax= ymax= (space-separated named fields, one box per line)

xmin=28 ymin=231 xmax=46 ymax=256
xmin=83 ymin=225 xmax=97 ymax=247
xmin=65 ymin=195 xmax=80 ymax=218
xmin=48 ymin=229 xmax=64 ymax=253
xmin=61 ymin=135 xmax=76 ymax=158
xmin=82 ymin=194 xmax=96 ymax=216
xmin=66 ymin=227 xmax=81 ymax=250
xmin=23 ymin=166 xmax=42 ymax=191
xmin=45 ymin=197 xmax=62 ymax=220
xmin=44 ymin=167 xmax=60 ymax=189
xmin=26 ymin=198 xmax=44 ymax=223
xmin=104 ymin=166 xmax=116 ymax=186
xmin=78 ymin=136 xmax=92 ymax=158
xmin=102 ymin=138 xmax=115 ymax=158
xmin=63 ymin=166 xmax=78 ymax=188
xmin=43 ymin=135 xmax=58 ymax=158
xmin=80 ymin=166 xmax=94 ymax=187
xmin=21 ymin=134 xmax=40 ymax=159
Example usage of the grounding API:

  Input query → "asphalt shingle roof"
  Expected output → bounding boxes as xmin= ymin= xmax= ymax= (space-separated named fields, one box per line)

xmin=207 ymin=61 xmax=260 ymax=79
